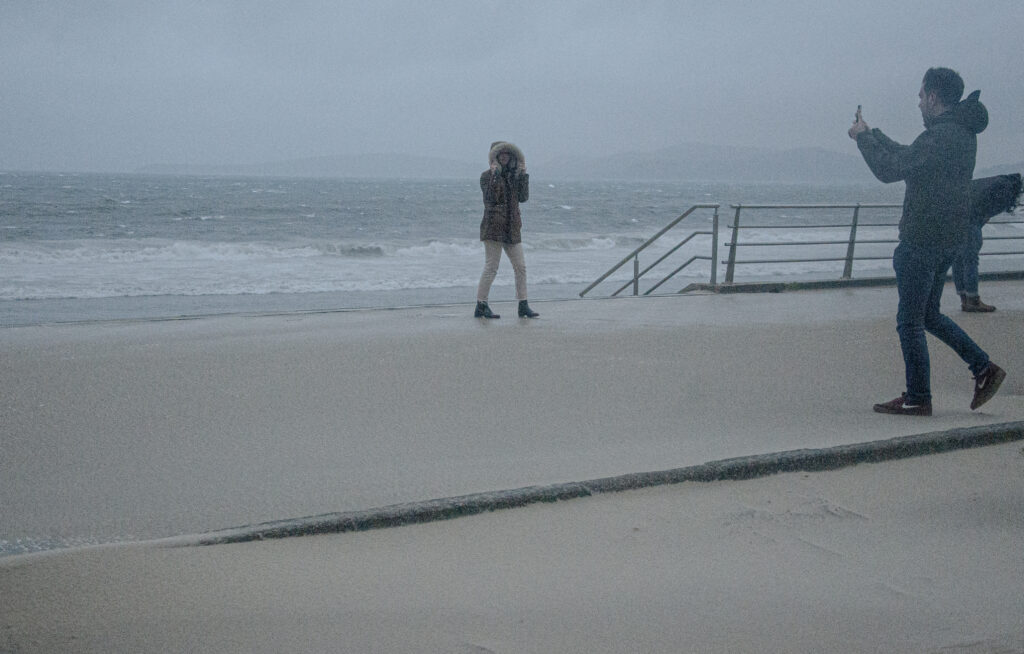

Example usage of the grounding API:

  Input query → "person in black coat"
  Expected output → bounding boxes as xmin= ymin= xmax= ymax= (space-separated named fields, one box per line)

xmin=849 ymin=67 xmax=1005 ymax=416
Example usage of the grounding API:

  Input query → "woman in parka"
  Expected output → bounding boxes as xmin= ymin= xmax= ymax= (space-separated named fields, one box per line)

xmin=475 ymin=141 xmax=538 ymax=318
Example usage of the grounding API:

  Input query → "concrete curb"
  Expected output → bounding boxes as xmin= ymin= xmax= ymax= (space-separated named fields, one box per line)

xmin=679 ymin=270 xmax=1024 ymax=295
xmin=180 ymin=421 xmax=1024 ymax=548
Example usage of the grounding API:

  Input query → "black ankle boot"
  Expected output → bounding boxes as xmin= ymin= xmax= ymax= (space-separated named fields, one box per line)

xmin=962 ymin=295 xmax=996 ymax=312
xmin=475 ymin=301 xmax=499 ymax=319
xmin=518 ymin=300 xmax=539 ymax=318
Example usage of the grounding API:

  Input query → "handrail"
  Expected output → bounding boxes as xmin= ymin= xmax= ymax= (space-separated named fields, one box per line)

xmin=581 ymin=201 xmax=1024 ymax=297
xmin=578 ymin=204 xmax=719 ymax=297
xmin=724 ymin=203 xmax=1024 ymax=282
xmin=723 ymin=203 xmax=900 ymax=209
xmin=724 ymin=203 xmax=902 ymax=283
xmin=609 ymin=230 xmax=713 ymax=297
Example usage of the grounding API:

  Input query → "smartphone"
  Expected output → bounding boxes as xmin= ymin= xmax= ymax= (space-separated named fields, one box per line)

xmin=855 ymin=105 xmax=862 ymax=122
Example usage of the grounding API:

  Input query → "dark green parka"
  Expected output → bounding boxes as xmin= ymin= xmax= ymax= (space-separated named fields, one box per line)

xmin=856 ymin=91 xmax=988 ymax=251
xmin=479 ymin=141 xmax=529 ymax=244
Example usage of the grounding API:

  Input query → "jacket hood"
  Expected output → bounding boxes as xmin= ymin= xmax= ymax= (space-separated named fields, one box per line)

xmin=488 ymin=141 xmax=526 ymax=173
xmin=949 ymin=89 xmax=989 ymax=134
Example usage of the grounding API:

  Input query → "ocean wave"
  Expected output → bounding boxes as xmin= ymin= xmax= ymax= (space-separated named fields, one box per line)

xmin=315 ymin=243 xmax=386 ymax=257
xmin=0 ymin=239 xmax=391 ymax=266
xmin=393 ymin=240 xmax=481 ymax=257
xmin=0 ymin=275 xmax=487 ymax=301
xmin=528 ymin=235 xmax=647 ymax=251
xmin=728 ymin=225 xmax=897 ymax=245
xmin=390 ymin=236 xmax=651 ymax=255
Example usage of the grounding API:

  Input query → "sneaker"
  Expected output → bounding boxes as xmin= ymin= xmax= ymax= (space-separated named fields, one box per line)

xmin=970 ymin=363 xmax=1006 ymax=410
xmin=873 ymin=393 xmax=932 ymax=416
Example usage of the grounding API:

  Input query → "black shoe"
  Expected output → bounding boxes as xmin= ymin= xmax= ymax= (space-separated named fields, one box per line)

xmin=873 ymin=393 xmax=932 ymax=416
xmin=474 ymin=301 xmax=499 ymax=319
xmin=971 ymin=362 xmax=1006 ymax=410
xmin=518 ymin=300 xmax=539 ymax=318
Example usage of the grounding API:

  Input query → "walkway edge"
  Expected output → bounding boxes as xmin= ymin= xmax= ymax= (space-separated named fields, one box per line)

xmin=180 ymin=421 xmax=1024 ymax=548
xmin=679 ymin=270 xmax=1024 ymax=295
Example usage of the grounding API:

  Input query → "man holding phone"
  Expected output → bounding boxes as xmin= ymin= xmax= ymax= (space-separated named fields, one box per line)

xmin=848 ymin=67 xmax=1005 ymax=416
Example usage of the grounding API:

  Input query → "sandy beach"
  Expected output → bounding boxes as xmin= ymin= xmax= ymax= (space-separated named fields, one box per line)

xmin=2 ymin=281 xmax=1023 ymax=652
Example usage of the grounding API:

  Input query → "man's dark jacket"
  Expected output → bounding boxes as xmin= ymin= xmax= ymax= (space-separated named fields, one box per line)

xmin=856 ymin=91 xmax=989 ymax=251
xmin=970 ymin=173 xmax=1022 ymax=224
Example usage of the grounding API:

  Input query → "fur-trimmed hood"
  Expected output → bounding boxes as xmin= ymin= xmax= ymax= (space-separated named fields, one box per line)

xmin=488 ymin=141 xmax=525 ymax=174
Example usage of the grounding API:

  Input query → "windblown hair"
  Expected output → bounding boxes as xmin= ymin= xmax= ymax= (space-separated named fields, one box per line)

xmin=1007 ymin=173 xmax=1023 ymax=214
xmin=971 ymin=173 xmax=1023 ymax=223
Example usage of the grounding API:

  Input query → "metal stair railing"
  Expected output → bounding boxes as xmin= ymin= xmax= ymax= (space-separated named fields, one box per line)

xmin=578 ymin=204 xmax=720 ymax=297
xmin=581 ymin=201 xmax=1024 ymax=296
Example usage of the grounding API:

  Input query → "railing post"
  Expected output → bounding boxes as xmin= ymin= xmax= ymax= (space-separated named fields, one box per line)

xmin=633 ymin=255 xmax=639 ymax=296
xmin=710 ymin=206 xmax=719 ymax=285
xmin=725 ymin=205 xmax=742 ymax=283
xmin=842 ymin=204 xmax=860 ymax=279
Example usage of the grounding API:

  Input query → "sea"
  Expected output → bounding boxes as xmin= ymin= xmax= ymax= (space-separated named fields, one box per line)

xmin=0 ymin=171 xmax=940 ymax=327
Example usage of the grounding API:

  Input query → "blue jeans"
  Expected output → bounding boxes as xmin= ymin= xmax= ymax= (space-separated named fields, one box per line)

xmin=951 ymin=222 xmax=983 ymax=297
xmin=893 ymin=241 xmax=990 ymax=404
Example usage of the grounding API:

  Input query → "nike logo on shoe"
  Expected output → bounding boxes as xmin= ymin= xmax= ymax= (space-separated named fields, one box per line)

xmin=971 ymin=363 xmax=1006 ymax=410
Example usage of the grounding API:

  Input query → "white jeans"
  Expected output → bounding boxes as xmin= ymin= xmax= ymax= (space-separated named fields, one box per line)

xmin=477 ymin=240 xmax=527 ymax=302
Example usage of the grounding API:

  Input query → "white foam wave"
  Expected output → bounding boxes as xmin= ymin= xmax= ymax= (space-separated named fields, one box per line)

xmin=0 ymin=225 xmax=922 ymax=304
xmin=528 ymin=235 xmax=645 ymax=251
xmin=0 ymin=239 xmax=393 ymax=267
xmin=730 ymin=225 xmax=897 ymax=245
xmin=393 ymin=240 xmax=481 ymax=257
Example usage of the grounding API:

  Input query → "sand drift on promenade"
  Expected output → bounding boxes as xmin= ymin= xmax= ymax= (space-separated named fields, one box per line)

xmin=1 ymin=282 xmax=1023 ymax=651
xmin=2 ymin=282 xmax=1024 ymax=554
xmin=2 ymin=439 xmax=1022 ymax=653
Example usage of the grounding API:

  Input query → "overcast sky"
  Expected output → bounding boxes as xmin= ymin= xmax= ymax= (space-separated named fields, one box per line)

xmin=2 ymin=1 xmax=1022 ymax=173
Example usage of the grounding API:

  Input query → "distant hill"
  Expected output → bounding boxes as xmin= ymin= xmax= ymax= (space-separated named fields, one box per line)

xmin=136 ymin=153 xmax=480 ymax=179
xmin=539 ymin=143 xmax=879 ymax=183
xmin=136 ymin=148 xmax=1023 ymax=183
xmin=978 ymin=161 xmax=1024 ymax=177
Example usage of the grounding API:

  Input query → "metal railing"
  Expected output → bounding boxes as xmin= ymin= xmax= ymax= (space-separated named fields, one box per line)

xmin=580 ymin=202 xmax=1024 ymax=297
xmin=723 ymin=203 xmax=900 ymax=283
xmin=578 ymin=204 xmax=720 ymax=297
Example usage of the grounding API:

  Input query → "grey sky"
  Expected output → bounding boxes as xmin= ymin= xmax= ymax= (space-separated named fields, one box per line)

xmin=2 ymin=1 xmax=1022 ymax=173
